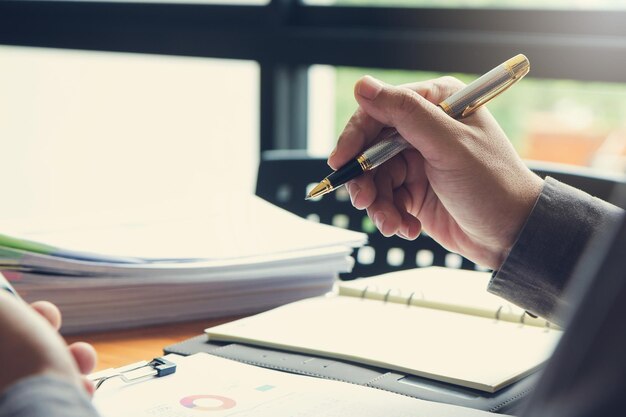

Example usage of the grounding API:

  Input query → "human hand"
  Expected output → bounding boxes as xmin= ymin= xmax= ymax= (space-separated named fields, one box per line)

xmin=0 ymin=291 xmax=97 ymax=396
xmin=328 ymin=76 xmax=543 ymax=270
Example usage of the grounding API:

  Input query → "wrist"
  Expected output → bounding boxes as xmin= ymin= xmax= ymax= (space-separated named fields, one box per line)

xmin=495 ymin=174 xmax=544 ymax=269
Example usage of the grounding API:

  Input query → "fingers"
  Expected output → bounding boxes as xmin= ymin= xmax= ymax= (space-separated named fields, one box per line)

xmin=331 ymin=75 xmax=472 ymax=241
xmin=366 ymin=190 xmax=420 ymax=239
xmin=82 ymin=376 xmax=96 ymax=397
xmin=394 ymin=186 xmax=422 ymax=240
xmin=346 ymin=172 xmax=376 ymax=210
xmin=328 ymin=106 xmax=384 ymax=170
xmin=329 ymin=75 xmax=468 ymax=173
xmin=353 ymin=76 xmax=469 ymax=160
xmin=365 ymin=157 xmax=409 ymax=237
xmin=347 ymin=147 xmax=429 ymax=238
xmin=30 ymin=301 xmax=62 ymax=330
xmin=69 ymin=342 xmax=97 ymax=375
xmin=399 ymin=76 xmax=467 ymax=105
xmin=32 ymin=300 xmax=98 ymax=397
xmin=28 ymin=301 xmax=97 ymax=376
xmin=30 ymin=301 xmax=97 ymax=377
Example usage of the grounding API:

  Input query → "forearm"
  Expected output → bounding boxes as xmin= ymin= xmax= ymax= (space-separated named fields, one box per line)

xmin=0 ymin=374 xmax=99 ymax=417
xmin=488 ymin=177 xmax=624 ymax=326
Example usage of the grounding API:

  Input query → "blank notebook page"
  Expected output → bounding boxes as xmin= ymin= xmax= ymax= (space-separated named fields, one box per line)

xmin=206 ymin=296 xmax=561 ymax=392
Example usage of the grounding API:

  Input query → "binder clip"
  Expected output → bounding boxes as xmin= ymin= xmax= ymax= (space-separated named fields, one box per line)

xmin=90 ymin=357 xmax=177 ymax=390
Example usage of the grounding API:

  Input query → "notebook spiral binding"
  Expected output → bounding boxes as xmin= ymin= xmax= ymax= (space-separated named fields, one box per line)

xmin=361 ymin=285 xmax=554 ymax=330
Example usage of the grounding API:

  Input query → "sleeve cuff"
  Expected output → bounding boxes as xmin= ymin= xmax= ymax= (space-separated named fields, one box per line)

xmin=0 ymin=374 xmax=99 ymax=417
xmin=488 ymin=177 xmax=623 ymax=325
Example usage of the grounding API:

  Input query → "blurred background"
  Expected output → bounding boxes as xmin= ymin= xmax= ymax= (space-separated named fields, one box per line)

xmin=1 ymin=0 xmax=625 ymax=219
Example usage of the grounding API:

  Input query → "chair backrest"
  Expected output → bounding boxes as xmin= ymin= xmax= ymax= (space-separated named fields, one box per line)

xmin=526 ymin=160 xmax=626 ymax=207
xmin=256 ymin=150 xmax=476 ymax=280
xmin=256 ymin=151 xmax=626 ymax=280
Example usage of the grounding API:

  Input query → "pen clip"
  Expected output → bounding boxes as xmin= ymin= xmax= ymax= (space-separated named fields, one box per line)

xmin=461 ymin=55 xmax=530 ymax=118
xmin=91 ymin=357 xmax=177 ymax=390
xmin=461 ymin=74 xmax=523 ymax=118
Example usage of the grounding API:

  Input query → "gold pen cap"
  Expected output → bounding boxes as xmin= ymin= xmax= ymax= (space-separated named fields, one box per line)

xmin=504 ymin=54 xmax=530 ymax=80
xmin=440 ymin=53 xmax=530 ymax=118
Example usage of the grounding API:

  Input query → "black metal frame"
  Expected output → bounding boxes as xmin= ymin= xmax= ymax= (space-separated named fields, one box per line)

xmin=1 ymin=0 xmax=625 ymax=151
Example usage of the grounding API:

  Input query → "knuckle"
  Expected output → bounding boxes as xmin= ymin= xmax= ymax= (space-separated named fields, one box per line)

xmin=419 ymin=83 xmax=438 ymax=103
xmin=393 ymin=88 xmax=419 ymax=119
xmin=439 ymin=75 xmax=464 ymax=87
xmin=437 ymin=76 xmax=466 ymax=94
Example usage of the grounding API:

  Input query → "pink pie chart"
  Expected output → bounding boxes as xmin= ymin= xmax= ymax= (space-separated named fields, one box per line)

xmin=179 ymin=395 xmax=237 ymax=411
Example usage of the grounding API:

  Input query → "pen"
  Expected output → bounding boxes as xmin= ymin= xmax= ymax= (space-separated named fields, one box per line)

xmin=0 ymin=272 xmax=18 ymax=297
xmin=306 ymin=54 xmax=530 ymax=200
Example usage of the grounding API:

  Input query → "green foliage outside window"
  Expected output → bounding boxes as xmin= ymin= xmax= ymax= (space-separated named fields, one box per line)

xmin=334 ymin=67 xmax=626 ymax=159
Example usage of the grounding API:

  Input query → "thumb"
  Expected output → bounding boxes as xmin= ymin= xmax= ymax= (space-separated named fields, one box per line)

xmin=354 ymin=76 xmax=467 ymax=158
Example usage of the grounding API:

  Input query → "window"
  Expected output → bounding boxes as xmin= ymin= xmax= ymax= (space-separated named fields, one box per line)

xmin=304 ymin=0 xmax=626 ymax=9
xmin=1 ymin=0 xmax=624 ymax=184
xmin=0 ymin=46 xmax=259 ymax=218
xmin=309 ymin=65 xmax=626 ymax=174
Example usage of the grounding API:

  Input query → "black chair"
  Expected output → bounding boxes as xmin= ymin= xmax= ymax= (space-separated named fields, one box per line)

xmin=525 ymin=160 xmax=626 ymax=206
xmin=256 ymin=150 xmax=626 ymax=280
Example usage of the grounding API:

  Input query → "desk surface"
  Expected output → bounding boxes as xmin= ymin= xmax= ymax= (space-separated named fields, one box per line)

xmin=65 ymin=318 xmax=235 ymax=371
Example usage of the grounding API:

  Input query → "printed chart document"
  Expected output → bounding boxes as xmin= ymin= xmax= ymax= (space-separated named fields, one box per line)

xmin=94 ymin=353 xmax=498 ymax=417
xmin=0 ymin=195 xmax=366 ymax=333
xmin=206 ymin=267 xmax=562 ymax=393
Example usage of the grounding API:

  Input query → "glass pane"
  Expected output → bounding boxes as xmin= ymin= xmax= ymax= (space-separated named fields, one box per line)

xmin=308 ymin=65 xmax=626 ymax=174
xmin=0 ymin=46 xmax=259 ymax=219
xmin=304 ymin=0 xmax=626 ymax=9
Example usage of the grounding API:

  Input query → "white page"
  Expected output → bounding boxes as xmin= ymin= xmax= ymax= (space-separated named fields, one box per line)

xmin=0 ymin=195 xmax=365 ymax=260
xmin=94 ymin=353 xmax=497 ymax=417
xmin=206 ymin=296 xmax=562 ymax=392
xmin=12 ymin=245 xmax=353 ymax=278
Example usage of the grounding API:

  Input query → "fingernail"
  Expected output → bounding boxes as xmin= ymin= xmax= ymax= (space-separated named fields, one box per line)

xmin=400 ymin=223 xmax=410 ymax=238
xmin=349 ymin=183 xmax=361 ymax=206
xmin=327 ymin=148 xmax=337 ymax=168
xmin=357 ymin=76 xmax=383 ymax=100
xmin=373 ymin=212 xmax=386 ymax=232
xmin=396 ymin=231 xmax=411 ymax=240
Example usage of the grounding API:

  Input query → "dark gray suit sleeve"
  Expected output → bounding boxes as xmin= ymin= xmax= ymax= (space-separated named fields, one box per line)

xmin=0 ymin=374 xmax=100 ymax=417
xmin=488 ymin=176 xmax=624 ymax=325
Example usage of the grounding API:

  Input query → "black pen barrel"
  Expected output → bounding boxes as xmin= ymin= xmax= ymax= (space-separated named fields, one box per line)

xmin=327 ymin=159 xmax=364 ymax=189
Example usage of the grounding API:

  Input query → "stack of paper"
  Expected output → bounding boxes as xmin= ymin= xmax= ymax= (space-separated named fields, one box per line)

xmin=0 ymin=195 xmax=366 ymax=333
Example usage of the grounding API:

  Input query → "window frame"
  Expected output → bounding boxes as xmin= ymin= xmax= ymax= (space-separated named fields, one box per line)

xmin=1 ymin=0 xmax=624 ymax=151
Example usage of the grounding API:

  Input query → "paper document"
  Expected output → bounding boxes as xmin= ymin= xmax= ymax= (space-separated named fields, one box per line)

xmin=94 ymin=353 xmax=497 ymax=417
xmin=0 ymin=195 xmax=365 ymax=262
xmin=1 ymin=195 xmax=366 ymax=333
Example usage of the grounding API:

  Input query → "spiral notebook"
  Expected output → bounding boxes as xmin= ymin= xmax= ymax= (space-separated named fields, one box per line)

xmin=205 ymin=267 xmax=562 ymax=393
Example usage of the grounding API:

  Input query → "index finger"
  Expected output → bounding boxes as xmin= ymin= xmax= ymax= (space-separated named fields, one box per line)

xmin=399 ymin=76 xmax=467 ymax=105
xmin=327 ymin=101 xmax=384 ymax=170
xmin=328 ymin=76 xmax=468 ymax=171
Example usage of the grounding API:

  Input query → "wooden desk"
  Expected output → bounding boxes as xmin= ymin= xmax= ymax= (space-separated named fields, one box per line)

xmin=65 ymin=317 xmax=235 ymax=371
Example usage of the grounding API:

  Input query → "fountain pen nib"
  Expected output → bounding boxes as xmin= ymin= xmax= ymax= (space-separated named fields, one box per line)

xmin=306 ymin=178 xmax=333 ymax=200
